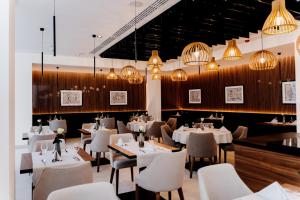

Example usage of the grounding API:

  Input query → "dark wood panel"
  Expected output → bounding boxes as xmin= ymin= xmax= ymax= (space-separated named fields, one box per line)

xmin=162 ymin=56 xmax=296 ymax=114
xmin=32 ymin=70 xmax=146 ymax=114
xmin=235 ymin=144 xmax=300 ymax=191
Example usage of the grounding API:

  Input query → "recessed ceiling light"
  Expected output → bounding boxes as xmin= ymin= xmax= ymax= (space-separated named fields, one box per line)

xmin=92 ymin=34 xmax=102 ymax=38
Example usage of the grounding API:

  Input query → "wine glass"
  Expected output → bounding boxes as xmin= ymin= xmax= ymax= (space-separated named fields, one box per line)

xmin=40 ymin=143 xmax=48 ymax=163
xmin=192 ymin=122 xmax=195 ymax=128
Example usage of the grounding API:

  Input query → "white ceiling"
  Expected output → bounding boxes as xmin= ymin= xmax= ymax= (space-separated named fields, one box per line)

xmin=15 ymin=0 xmax=179 ymax=57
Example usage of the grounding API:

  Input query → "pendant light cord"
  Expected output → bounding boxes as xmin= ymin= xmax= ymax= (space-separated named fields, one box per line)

xmin=260 ymin=31 xmax=264 ymax=51
xmin=134 ymin=0 xmax=137 ymax=65
xmin=41 ymin=30 xmax=44 ymax=52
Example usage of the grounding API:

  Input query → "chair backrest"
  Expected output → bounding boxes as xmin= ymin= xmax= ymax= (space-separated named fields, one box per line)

xmin=100 ymin=117 xmax=115 ymax=129
xmin=90 ymin=129 xmax=116 ymax=153
xmin=33 ymin=162 xmax=93 ymax=200
xmin=49 ymin=120 xmax=67 ymax=133
xmin=81 ymin=123 xmax=94 ymax=129
xmin=233 ymin=126 xmax=248 ymax=140
xmin=47 ymin=182 xmax=119 ymax=200
xmin=146 ymin=121 xmax=165 ymax=138
xmin=32 ymin=139 xmax=66 ymax=152
xmin=109 ymin=133 xmax=134 ymax=166
xmin=167 ymin=118 xmax=177 ymax=130
xmin=197 ymin=163 xmax=252 ymax=200
xmin=137 ymin=150 xmax=187 ymax=192
xmin=187 ymin=133 xmax=217 ymax=158
xmin=160 ymin=124 xmax=175 ymax=146
xmin=29 ymin=134 xmax=56 ymax=152
xmin=117 ymin=120 xmax=131 ymax=134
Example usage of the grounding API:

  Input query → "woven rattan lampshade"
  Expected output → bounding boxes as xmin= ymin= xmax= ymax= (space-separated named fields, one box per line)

xmin=249 ymin=50 xmax=278 ymax=70
xmin=128 ymin=70 xmax=143 ymax=84
xmin=106 ymin=68 xmax=118 ymax=80
xmin=207 ymin=57 xmax=219 ymax=71
xmin=182 ymin=42 xmax=212 ymax=66
xmin=223 ymin=40 xmax=242 ymax=60
xmin=150 ymin=65 xmax=161 ymax=74
xmin=262 ymin=0 xmax=297 ymax=35
xmin=297 ymin=35 xmax=300 ymax=55
xmin=171 ymin=69 xmax=188 ymax=82
xmin=151 ymin=73 xmax=161 ymax=80
xmin=120 ymin=65 xmax=137 ymax=80
xmin=147 ymin=50 xmax=163 ymax=67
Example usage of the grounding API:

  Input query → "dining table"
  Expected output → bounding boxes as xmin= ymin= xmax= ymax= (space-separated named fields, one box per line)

xmin=126 ymin=120 xmax=155 ymax=132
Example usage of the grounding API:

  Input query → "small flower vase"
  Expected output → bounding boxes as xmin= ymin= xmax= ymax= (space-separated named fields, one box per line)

xmin=95 ymin=120 xmax=100 ymax=130
xmin=138 ymin=132 xmax=145 ymax=148
xmin=53 ymin=142 xmax=61 ymax=162
xmin=38 ymin=124 xmax=42 ymax=134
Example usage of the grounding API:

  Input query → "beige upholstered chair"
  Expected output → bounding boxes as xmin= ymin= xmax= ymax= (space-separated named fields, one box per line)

xmin=28 ymin=134 xmax=56 ymax=152
xmin=90 ymin=129 xmax=116 ymax=172
xmin=197 ymin=163 xmax=252 ymax=200
xmin=146 ymin=121 xmax=165 ymax=142
xmin=100 ymin=117 xmax=115 ymax=129
xmin=33 ymin=162 xmax=93 ymax=200
xmin=47 ymin=182 xmax=119 ymax=200
xmin=135 ymin=150 xmax=187 ymax=200
xmin=160 ymin=124 xmax=176 ymax=147
xmin=81 ymin=123 xmax=94 ymax=150
xmin=219 ymin=126 xmax=248 ymax=163
xmin=167 ymin=118 xmax=177 ymax=130
xmin=32 ymin=139 xmax=66 ymax=152
xmin=49 ymin=120 xmax=67 ymax=134
xmin=109 ymin=133 xmax=137 ymax=194
xmin=116 ymin=120 xmax=132 ymax=134
xmin=187 ymin=132 xmax=217 ymax=178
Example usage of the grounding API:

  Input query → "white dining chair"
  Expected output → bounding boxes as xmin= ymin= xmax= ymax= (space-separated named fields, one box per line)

xmin=135 ymin=149 xmax=187 ymax=200
xmin=47 ymin=182 xmax=119 ymax=200
xmin=28 ymin=134 xmax=56 ymax=152
xmin=90 ymin=129 xmax=116 ymax=172
xmin=81 ymin=123 xmax=94 ymax=150
xmin=109 ymin=133 xmax=137 ymax=194
xmin=197 ymin=163 xmax=253 ymax=200
xmin=33 ymin=162 xmax=93 ymax=200
xmin=49 ymin=120 xmax=67 ymax=134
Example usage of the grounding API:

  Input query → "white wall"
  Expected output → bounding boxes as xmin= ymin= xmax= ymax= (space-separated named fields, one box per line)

xmin=146 ymin=73 xmax=161 ymax=121
xmin=0 ymin=0 xmax=15 ymax=199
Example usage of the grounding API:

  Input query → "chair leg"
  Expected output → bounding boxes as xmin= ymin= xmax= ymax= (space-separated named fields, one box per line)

xmin=218 ymin=146 xmax=221 ymax=163
xmin=155 ymin=192 xmax=160 ymax=200
xmin=135 ymin=184 xmax=140 ymax=200
xmin=178 ymin=187 xmax=184 ymax=200
xmin=130 ymin=167 xmax=134 ymax=182
xmin=110 ymin=168 xmax=115 ymax=183
xmin=116 ymin=169 xmax=119 ymax=194
xmin=96 ymin=152 xmax=100 ymax=173
xmin=224 ymin=150 xmax=227 ymax=163
xmin=168 ymin=191 xmax=172 ymax=200
xmin=190 ymin=156 xmax=194 ymax=178
xmin=83 ymin=143 xmax=86 ymax=151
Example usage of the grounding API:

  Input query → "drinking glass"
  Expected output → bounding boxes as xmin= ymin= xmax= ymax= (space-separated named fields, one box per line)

xmin=184 ymin=123 xmax=189 ymax=128
xmin=40 ymin=143 xmax=48 ymax=163
xmin=200 ymin=118 xmax=204 ymax=122
xmin=192 ymin=122 xmax=195 ymax=128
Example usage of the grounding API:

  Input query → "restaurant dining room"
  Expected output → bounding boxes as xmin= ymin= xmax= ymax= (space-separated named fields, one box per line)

xmin=2 ymin=0 xmax=300 ymax=199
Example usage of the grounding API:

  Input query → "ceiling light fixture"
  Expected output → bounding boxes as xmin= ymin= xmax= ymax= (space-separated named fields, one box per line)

xmin=106 ymin=68 xmax=118 ymax=80
xmin=249 ymin=32 xmax=278 ymax=70
xmin=128 ymin=70 xmax=143 ymax=84
xmin=182 ymin=42 xmax=212 ymax=66
xmin=207 ymin=57 xmax=219 ymax=71
xmin=171 ymin=57 xmax=188 ymax=82
xmin=223 ymin=39 xmax=242 ymax=60
xmin=40 ymin=27 xmax=45 ymax=76
xmin=92 ymin=34 xmax=97 ymax=78
xmin=262 ymin=0 xmax=297 ymax=35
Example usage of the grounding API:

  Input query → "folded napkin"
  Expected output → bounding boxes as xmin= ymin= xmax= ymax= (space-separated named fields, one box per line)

xmin=234 ymin=182 xmax=290 ymax=200
xmin=219 ymin=126 xmax=230 ymax=133
xmin=270 ymin=118 xmax=278 ymax=123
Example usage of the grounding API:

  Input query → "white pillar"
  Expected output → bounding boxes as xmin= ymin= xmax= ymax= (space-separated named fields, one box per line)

xmin=0 ymin=0 xmax=15 ymax=199
xmin=146 ymin=73 xmax=161 ymax=121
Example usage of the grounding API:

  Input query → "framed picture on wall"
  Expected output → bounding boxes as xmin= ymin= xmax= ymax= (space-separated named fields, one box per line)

xmin=189 ymin=89 xmax=201 ymax=104
xmin=110 ymin=91 xmax=127 ymax=105
xmin=282 ymin=81 xmax=296 ymax=104
xmin=225 ymin=85 xmax=244 ymax=104
xmin=60 ymin=90 xmax=82 ymax=106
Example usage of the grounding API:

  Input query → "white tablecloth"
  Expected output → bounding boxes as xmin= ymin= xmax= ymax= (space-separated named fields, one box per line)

xmin=116 ymin=141 xmax=171 ymax=168
xmin=172 ymin=127 xmax=232 ymax=144
xmin=32 ymin=149 xmax=85 ymax=186
xmin=28 ymin=126 xmax=55 ymax=139
xmin=127 ymin=120 xmax=155 ymax=132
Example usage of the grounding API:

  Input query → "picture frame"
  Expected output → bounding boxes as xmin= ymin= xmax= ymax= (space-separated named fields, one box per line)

xmin=110 ymin=91 xmax=128 ymax=105
xmin=189 ymin=89 xmax=201 ymax=104
xmin=60 ymin=90 xmax=82 ymax=106
xmin=282 ymin=81 xmax=296 ymax=104
xmin=225 ymin=85 xmax=244 ymax=104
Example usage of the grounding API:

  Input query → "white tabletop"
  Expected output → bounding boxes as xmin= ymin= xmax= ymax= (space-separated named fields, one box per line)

xmin=116 ymin=141 xmax=171 ymax=168
xmin=172 ymin=127 xmax=232 ymax=144
xmin=127 ymin=120 xmax=155 ymax=132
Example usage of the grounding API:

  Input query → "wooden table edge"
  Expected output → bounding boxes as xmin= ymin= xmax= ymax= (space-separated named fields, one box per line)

xmin=108 ymin=144 xmax=136 ymax=159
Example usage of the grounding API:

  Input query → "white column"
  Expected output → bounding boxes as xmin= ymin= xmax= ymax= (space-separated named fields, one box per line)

xmin=146 ymin=73 xmax=161 ymax=121
xmin=0 ymin=0 xmax=15 ymax=199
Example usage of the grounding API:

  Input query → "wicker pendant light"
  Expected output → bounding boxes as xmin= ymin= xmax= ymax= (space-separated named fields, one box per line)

xmin=106 ymin=68 xmax=118 ymax=80
xmin=249 ymin=50 xmax=278 ymax=70
xmin=207 ymin=57 xmax=219 ymax=71
xmin=128 ymin=70 xmax=143 ymax=84
xmin=120 ymin=65 xmax=137 ymax=80
xmin=150 ymin=65 xmax=160 ymax=74
xmin=151 ymin=73 xmax=161 ymax=80
xmin=296 ymin=35 xmax=300 ymax=55
xmin=262 ymin=0 xmax=297 ymax=35
xmin=148 ymin=50 xmax=163 ymax=67
xmin=171 ymin=57 xmax=188 ymax=82
xmin=151 ymin=66 xmax=161 ymax=80
xmin=223 ymin=40 xmax=242 ymax=60
xmin=182 ymin=42 xmax=212 ymax=66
